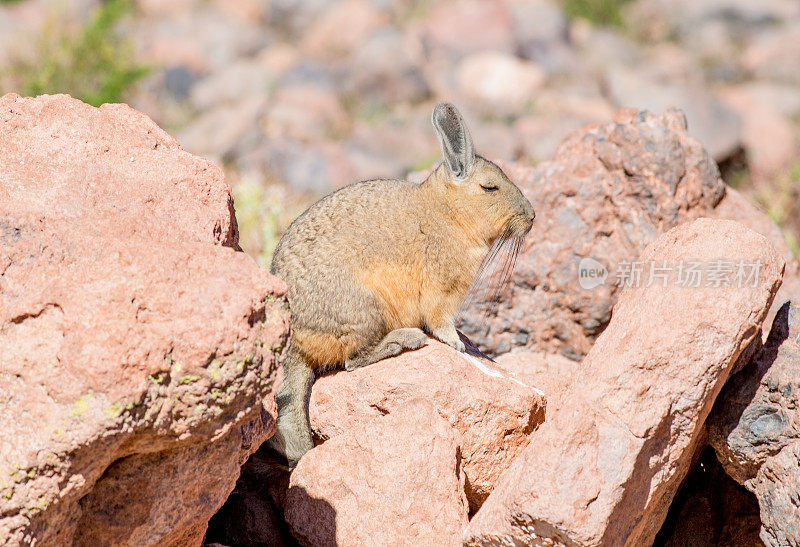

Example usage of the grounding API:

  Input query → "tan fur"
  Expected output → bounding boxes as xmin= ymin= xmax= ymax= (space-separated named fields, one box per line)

xmin=360 ymin=261 xmax=424 ymax=331
xmin=263 ymin=103 xmax=536 ymax=468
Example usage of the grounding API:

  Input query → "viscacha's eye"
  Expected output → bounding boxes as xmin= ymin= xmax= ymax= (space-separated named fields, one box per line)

xmin=480 ymin=184 xmax=499 ymax=193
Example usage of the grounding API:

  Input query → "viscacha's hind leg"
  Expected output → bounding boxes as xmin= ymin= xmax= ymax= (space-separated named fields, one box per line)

xmin=345 ymin=327 xmax=428 ymax=371
xmin=265 ymin=348 xmax=315 ymax=469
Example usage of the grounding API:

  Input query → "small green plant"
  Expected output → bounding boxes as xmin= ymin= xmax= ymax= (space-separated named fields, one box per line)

xmin=562 ymin=0 xmax=631 ymax=28
xmin=233 ymin=177 xmax=313 ymax=268
xmin=7 ymin=0 xmax=148 ymax=106
xmin=758 ymin=162 xmax=800 ymax=257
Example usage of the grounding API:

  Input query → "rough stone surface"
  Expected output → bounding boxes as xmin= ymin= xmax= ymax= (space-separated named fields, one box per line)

xmin=0 ymin=94 xmax=289 ymax=546
xmin=710 ymin=302 xmax=800 ymax=482
xmin=310 ymin=339 xmax=545 ymax=511
xmin=464 ymin=218 xmax=785 ymax=546
xmin=605 ymin=67 xmax=742 ymax=161
xmin=459 ymin=108 xmax=727 ymax=360
xmin=752 ymin=442 xmax=800 ymax=547
xmin=285 ymin=399 xmax=469 ymax=547
xmin=459 ymin=108 xmax=800 ymax=362
xmin=710 ymin=187 xmax=800 ymax=334
xmin=2 ymin=93 xmax=238 ymax=247
xmin=494 ymin=349 xmax=580 ymax=418
xmin=709 ymin=301 xmax=800 ymax=546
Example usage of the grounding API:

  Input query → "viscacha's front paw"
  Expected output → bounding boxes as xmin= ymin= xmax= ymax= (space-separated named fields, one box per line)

xmin=432 ymin=326 xmax=465 ymax=353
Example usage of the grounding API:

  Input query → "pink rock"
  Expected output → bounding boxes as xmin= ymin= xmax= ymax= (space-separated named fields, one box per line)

xmin=461 ymin=108 xmax=800 ymax=361
xmin=720 ymin=86 xmax=797 ymax=179
xmin=285 ymin=399 xmax=469 ymax=546
xmin=300 ymin=0 xmax=387 ymax=60
xmin=422 ymin=0 xmax=515 ymax=58
xmin=459 ymin=108 xmax=727 ymax=360
xmin=709 ymin=301 xmax=800 ymax=545
xmin=711 ymin=186 xmax=800 ymax=336
xmin=464 ymin=218 xmax=785 ymax=546
xmin=604 ymin=66 xmax=742 ymax=162
xmin=265 ymin=84 xmax=351 ymax=143
xmin=2 ymin=93 xmax=237 ymax=247
xmin=455 ymin=52 xmax=545 ymax=112
xmin=495 ymin=349 xmax=580 ymax=418
xmin=0 ymin=94 xmax=289 ymax=546
xmin=310 ymin=340 xmax=546 ymax=511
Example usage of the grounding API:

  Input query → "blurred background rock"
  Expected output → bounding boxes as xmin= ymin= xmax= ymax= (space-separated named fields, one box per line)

xmin=1 ymin=0 xmax=798 ymax=266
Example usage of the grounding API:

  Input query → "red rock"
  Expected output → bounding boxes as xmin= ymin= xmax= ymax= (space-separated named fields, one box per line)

xmin=710 ymin=187 xmax=800 ymax=335
xmin=1 ymin=93 xmax=237 ymax=247
xmin=605 ymin=67 xmax=742 ymax=162
xmin=709 ymin=301 xmax=800 ymax=545
xmin=285 ymin=399 xmax=469 ymax=546
xmin=309 ymin=340 xmax=545 ymax=511
xmin=464 ymin=218 xmax=785 ymax=546
xmin=494 ymin=349 xmax=580 ymax=418
xmin=0 ymin=94 xmax=289 ymax=546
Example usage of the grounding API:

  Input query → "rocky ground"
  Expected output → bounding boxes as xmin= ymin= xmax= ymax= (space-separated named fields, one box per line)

xmin=3 ymin=93 xmax=800 ymax=546
xmin=2 ymin=0 xmax=800 ymax=545
xmin=1 ymin=0 xmax=799 ymax=266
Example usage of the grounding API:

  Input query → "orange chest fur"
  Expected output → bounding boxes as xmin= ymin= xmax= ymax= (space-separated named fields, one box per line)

xmin=359 ymin=260 xmax=475 ymax=331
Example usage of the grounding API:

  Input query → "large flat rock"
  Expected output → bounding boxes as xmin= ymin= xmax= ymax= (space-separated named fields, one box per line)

xmin=2 ymin=92 xmax=238 ymax=247
xmin=464 ymin=218 xmax=784 ymax=546
xmin=285 ymin=399 xmax=469 ymax=546
xmin=0 ymin=94 xmax=289 ymax=546
xmin=309 ymin=340 xmax=546 ymax=511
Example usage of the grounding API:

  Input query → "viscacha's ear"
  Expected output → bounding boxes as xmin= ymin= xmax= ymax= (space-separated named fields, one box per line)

xmin=431 ymin=102 xmax=475 ymax=181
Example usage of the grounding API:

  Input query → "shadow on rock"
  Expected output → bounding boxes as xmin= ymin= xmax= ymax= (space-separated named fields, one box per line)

xmin=205 ymin=447 xmax=335 ymax=547
xmin=654 ymin=447 xmax=762 ymax=546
